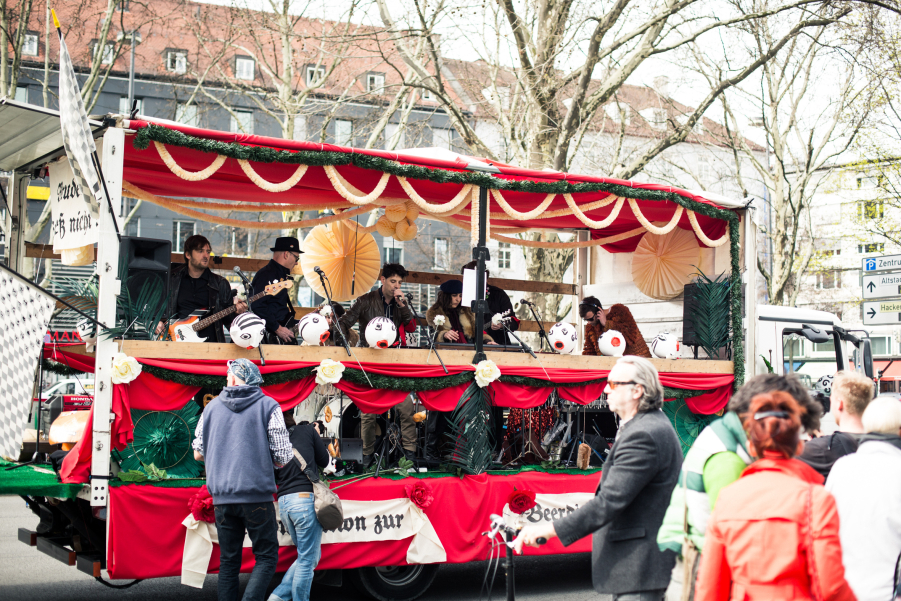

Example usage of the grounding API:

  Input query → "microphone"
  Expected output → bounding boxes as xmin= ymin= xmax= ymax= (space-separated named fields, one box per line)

xmin=519 ymin=298 xmax=534 ymax=306
xmin=314 ymin=266 xmax=325 ymax=276
xmin=233 ymin=265 xmax=251 ymax=284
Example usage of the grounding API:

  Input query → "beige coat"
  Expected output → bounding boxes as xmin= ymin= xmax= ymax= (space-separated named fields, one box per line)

xmin=426 ymin=305 xmax=494 ymax=344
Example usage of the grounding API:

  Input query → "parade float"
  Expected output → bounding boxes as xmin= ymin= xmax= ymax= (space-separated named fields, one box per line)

xmin=0 ymin=99 xmax=868 ymax=599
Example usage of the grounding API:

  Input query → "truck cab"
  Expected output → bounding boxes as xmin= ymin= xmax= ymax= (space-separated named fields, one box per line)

xmin=755 ymin=305 xmax=874 ymax=400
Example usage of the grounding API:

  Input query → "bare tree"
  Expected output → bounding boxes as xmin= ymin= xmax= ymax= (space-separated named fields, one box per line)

xmin=705 ymin=12 xmax=879 ymax=306
xmin=374 ymin=0 xmax=847 ymax=318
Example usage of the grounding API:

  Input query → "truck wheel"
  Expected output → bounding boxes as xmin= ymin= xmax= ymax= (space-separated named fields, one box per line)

xmin=349 ymin=564 xmax=439 ymax=601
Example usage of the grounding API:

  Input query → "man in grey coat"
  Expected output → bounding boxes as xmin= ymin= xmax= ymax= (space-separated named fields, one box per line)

xmin=517 ymin=355 xmax=682 ymax=600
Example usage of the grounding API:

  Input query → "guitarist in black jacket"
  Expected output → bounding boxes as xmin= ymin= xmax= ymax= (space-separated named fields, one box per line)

xmin=157 ymin=235 xmax=247 ymax=343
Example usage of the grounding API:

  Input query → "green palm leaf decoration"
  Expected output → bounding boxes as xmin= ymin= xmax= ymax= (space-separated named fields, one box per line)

xmin=113 ymin=402 xmax=203 ymax=479
xmin=688 ymin=268 xmax=735 ymax=360
xmin=447 ymin=382 xmax=495 ymax=475
xmin=662 ymin=399 xmax=719 ymax=456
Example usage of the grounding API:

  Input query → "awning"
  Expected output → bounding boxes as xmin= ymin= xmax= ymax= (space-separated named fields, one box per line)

xmin=875 ymin=360 xmax=901 ymax=381
xmin=119 ymin=119 xmax=738 ymax=253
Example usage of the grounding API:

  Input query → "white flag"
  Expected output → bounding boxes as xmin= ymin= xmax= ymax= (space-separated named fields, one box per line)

xmin=55 ymin=10 xmax=103 ymax=220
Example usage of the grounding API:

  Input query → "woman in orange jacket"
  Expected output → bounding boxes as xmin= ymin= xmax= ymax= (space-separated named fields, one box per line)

xmin=694 ymin=391 xmax=856 ymax=601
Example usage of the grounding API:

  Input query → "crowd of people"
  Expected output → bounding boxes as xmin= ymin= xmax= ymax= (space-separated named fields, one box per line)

xmin=517 ymin=361 xmax=901 ymax=601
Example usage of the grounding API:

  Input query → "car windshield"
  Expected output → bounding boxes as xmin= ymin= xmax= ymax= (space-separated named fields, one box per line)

xmin=783 ymin=330 xmax=839 ymax=398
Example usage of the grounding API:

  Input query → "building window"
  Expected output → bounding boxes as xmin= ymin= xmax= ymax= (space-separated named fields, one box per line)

xmin=434 ymin=238 xmax=449 ymax=270
xmin=384 ymin=123 xmax=404 ymax=149
xmin=335 ymin=119 xmax=353 ymax=146
xmin=383 ymin=246 xmax=402 ymax=264
xmin=859 ymin=242 xmax=885 ymax=254
xmin=231 ymin=228 xmax=248 ymax=256
xmin=166 ymin=50 xmax=187 ymax=74
xmin=118 ymin=96 xmax=143 ymax=115
xmin=858 ymin=199 xmax=884 ymax=220
xmin=697 ymin=155 xmax=711 ymax=182
xmin=306 ymin=65 xmax=326 ymax=86
xmin=816 ymin=270 xmax=841 ymax=289
xmin=857 ymin=175 xmax=883 ymax=189
xmin=230 ymin=109 xmax=254 ymax=134
xmin=366 ymin=73 xmax=385 ymax=93
xmin=14 ymin=86 xmax=28 ymax=103
xmin=235 ymin=57 xmax=255 ymax=81
xmin=176 ymin=103 xmax=198 ymax=127
xmin=420 ymin=88 xmax=435 ymax=101
xmin=22 ymin=33 xmax=38 ymax=57
xmin=117 ymin=0 xmax=130 ymax=11
xmin=498 ymin=242 xmax=511 ymax=269
xmin=871 ymin=335 xmax=891 ymax=356
xmin=125 ymin=216 xmax=141 ymax=237
xmin=432 ymin=128 xmax=452 ymax=150
xmin=172 ymin=221 xmax=195 ymax=252
xmin=93 ymin=42 xmax=115 ymax=65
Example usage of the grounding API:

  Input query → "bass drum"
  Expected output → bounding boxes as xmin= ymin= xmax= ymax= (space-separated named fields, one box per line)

xmin=348 ymin=564 xmax=440 ymax=601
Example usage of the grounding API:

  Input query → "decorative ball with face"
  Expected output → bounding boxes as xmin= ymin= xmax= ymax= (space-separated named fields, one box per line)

xmin=548 ymin=322 xmax=578 ymax=354
xmin=298 ymin=312 xmax=330 ymax=345
xmin=229 ymin=312 xmax=266 ymax=349
xmin=651 ymin=332 xmax=680 ymax=360
xmin=365 ymin=316 xmax=397 ymax=349
xmin=815 ymin=374 xmax=834 ymax=397
xmin=76 ymin=317 xmax=96 ymax=344
xmin=598 ymin=330 xmax=626 ymax=357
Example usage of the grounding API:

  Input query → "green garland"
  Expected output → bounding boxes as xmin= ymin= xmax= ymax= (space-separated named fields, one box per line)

xmin=41 ymin=358 xmax=86 ymax=376
xmin=133 ymin=122 xmax=745 ymax=389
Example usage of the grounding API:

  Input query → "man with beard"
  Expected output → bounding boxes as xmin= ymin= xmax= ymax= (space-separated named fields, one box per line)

xmin=157 ymin=234 xmax=246 ymax=342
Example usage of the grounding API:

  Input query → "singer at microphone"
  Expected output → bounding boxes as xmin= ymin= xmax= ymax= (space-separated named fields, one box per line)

xmin=250 ymin=236 xmax=302 ymax=345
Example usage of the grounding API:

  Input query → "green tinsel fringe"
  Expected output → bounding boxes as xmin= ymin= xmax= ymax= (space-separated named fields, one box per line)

xmin=41 ymin=358 xmax=86 ymax=376
xmin=133 ymin=124 xmax=740 ymax=224
xmin=729 ymin=219 xmax=745 ymax=389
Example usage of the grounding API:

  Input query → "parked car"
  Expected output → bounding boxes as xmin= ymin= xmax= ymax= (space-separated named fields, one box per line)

xmin=36 ymin=378 xmax=93 ymax=401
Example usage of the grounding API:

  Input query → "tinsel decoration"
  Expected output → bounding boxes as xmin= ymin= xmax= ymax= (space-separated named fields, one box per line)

xmin=112 ymin=402 xmax=203 ymax=479
xmin=447 ymin=382 xmax=495 ymax=475
xmin=41 ymin=358 xmax=85 ymax=376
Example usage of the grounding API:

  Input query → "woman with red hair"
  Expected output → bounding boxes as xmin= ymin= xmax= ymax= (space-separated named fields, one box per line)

xmin=694 ymin=391 xmax=856 ymax=600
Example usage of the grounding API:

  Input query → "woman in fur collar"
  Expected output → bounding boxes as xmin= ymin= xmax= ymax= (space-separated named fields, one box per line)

xmin=426 ymin=280 xmax=496 ymax=345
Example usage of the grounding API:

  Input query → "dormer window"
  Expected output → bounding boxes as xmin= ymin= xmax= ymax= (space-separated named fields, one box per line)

xmin=235 ymin=57 xmax=255 ymax=81
xmin=166 ymin=50 xmax=187 ymax=74
xmin=306 ymin=65 xmax=326 ymax=86
xmin=366 ymin=73 xmax=385 ymax=93
xmin=22 ymin=33 xmax=38 ymax=57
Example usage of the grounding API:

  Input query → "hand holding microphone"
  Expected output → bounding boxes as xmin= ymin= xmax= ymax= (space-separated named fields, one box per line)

xmin=394 ymin=288 xmax=407 ymax=306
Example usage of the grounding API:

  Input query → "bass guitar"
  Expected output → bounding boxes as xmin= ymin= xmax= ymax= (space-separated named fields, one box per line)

xmin=167 ymin=280 xmax=293 ymax=343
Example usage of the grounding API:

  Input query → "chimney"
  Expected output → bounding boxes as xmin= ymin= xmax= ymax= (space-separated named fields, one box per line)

xmin=653 ymin=75 xmax=670 ymax=99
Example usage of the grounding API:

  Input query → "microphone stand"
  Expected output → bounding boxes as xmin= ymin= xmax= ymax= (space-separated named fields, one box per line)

xmin=524 ymin=301 xmax=550 ymax=352
xmin=417 ymin=302 xmax=448 ymax=374
xmin=233 ymin=267 xmax=265 ymax=365
xmin=317 ymin=271 xmax=351 ymax=358
xmin=502 ymin=320 xmax=536 ymax=359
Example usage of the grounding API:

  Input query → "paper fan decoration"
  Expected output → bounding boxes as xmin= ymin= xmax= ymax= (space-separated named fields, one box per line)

xmin=111 ymin=402 xmax=203 ymax=479
xmin=301 ymin=220 xmax=381 ymax=302
xmin=631 ymin=228 xmax=700 ymax=300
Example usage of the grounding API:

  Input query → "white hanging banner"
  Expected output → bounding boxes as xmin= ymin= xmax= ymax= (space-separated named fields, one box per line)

xmin=502 ymin=492 xmax=596 ymax=527
xmin=50 ymin=157 xmax=99 ymax=252
xmin=181 ymin=497 xmax=445 ymax=589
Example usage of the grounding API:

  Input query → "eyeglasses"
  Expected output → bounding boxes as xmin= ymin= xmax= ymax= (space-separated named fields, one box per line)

xmin=607 ymin=380 xmax=636 ymax=390
xmin=289 ymin=252 xmax=300 ymax=261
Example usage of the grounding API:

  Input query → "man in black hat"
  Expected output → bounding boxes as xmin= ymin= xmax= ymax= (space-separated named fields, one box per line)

xmin=251 ymin=237 xmax=302 ymax=344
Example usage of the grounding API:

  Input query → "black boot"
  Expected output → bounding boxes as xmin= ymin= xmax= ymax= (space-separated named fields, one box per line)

xmin=361 ymin=454 xmax=373 ymax=468
xmin=403 ymin=449 xmax=416 ymax=464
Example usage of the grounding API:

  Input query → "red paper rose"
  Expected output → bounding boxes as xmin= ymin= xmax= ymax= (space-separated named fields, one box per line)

xmin=404 ymin=481 xmax=434 ymax=510
xmin=188 ymin=485 xmax=216 ymax=523
xmin=508 ymin=488 xmax=536 ymax=515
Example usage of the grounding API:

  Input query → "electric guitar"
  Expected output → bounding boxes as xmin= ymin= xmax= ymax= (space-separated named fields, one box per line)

xmin=167 ymin=280 xmax=293 ymax=343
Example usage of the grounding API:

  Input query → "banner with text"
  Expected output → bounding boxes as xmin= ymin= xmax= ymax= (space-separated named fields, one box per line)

xmin=50 ymin=157 xmax=99 ymax=252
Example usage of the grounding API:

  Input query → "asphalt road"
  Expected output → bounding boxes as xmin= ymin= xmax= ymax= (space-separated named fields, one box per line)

xmin=0 ymin=496 xmax=595 ymax=601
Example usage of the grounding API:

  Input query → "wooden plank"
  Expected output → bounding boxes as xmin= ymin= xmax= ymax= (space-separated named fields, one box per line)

xmin=117 ymin=340 xmax=733 ymax=373
xmin=24 ymin=244 xmax=572 ymax=294
xmin=36 ymin=537 xmax=76 ymax=566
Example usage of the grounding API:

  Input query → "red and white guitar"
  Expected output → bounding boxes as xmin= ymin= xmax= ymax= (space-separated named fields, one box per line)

xmin=167 ymin=280 xmax=293 ymax=343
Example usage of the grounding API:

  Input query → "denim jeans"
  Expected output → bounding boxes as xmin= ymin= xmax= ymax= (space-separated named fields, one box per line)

xmin=269 ymin=493 xmax=322 ymax=601
xmin=214 ymin=502 xmax=280 ymax=601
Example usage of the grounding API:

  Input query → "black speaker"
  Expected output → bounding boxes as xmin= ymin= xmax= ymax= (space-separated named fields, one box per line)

xmin=120 ymin=236 xmax=171 ymax=301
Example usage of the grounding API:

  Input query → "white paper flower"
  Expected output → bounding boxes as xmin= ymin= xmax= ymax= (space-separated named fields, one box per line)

xmin=433 ymin=315 xmax=446 ymax=327
xmin=315 ymin=359 xmax=345 ymax=386
xmin=474 ymin=359 xmax=501 ymax=388
xmin=320 ymin=304 xmax=333 ymax=317
xmin=110 ymin=353 xmax=142 ymax=384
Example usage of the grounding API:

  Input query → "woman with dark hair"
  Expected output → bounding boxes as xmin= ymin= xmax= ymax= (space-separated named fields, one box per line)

xmin=694 ymin=391 xmax=855 ymax=601
xmin=426 ymin=280 xmax=495 ymax=345
xmin=579 ymin=296 xmax=651 ymax=357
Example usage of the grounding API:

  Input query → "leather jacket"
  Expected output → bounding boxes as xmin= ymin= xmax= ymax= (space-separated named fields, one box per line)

xmin=338 ymin=288 xmax=415 ymax=347
xmin=166 ymin=264 xmax=236 ymax=343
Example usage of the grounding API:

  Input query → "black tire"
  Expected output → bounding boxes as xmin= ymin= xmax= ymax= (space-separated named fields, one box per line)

xmin=349 ymin=564 xmax=440 ymax=601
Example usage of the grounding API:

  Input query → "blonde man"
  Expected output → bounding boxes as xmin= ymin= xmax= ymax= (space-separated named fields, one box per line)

xmin=798 ymin=370 xmax=874 ymax=478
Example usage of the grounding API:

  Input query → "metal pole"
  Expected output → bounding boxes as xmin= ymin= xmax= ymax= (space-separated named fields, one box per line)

xmin=505 ymin=529 xmax=515 ymax=601
xmin=472 ymin=186 xmax=489 ymax=363
xmin=127 ymin=31 xmax=135 ymax=114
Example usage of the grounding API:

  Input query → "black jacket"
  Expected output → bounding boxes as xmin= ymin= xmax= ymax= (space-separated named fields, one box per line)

xmin=166 ymin=264 xmax=236 ymax=343
xmin=275 ymin=424 xmax=330 ymax=497
xmin=338 ymin=287 xmax=415 ymax=347
xmin=554 ymin=409 xmax=682 ymax=595
xmin=250 ymin=259 xmax=297 ymax=334
xmin=485 ymin=284 xmax=519 ymax=344
xmin=797 ymin=430 xmax=861 ymax=478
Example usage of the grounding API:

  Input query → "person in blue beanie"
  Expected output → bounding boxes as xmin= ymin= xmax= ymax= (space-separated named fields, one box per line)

xmin=192 ymin=359 xmax=293 ymax=601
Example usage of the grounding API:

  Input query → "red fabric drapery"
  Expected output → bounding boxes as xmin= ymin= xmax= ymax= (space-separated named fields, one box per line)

xmin=106 ymin=471 xmax=597 ymax=579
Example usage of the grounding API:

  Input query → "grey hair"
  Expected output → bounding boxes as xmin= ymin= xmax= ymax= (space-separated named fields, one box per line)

xmin=617 ymin=355 xmax=664 ymax=411
xmin=862 ymin=397 xmax=901 ymax=435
